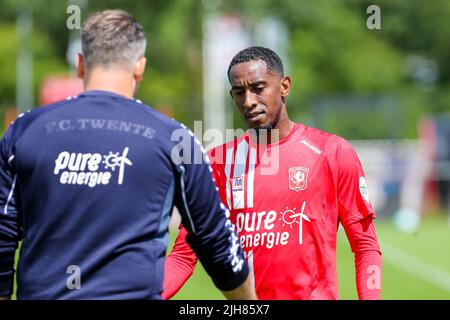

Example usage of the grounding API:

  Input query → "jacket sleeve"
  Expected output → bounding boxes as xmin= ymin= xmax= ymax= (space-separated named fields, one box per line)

xmin=171 ymin=125 xmax=248 ymax=291
xmin=0 ymin=125 xmax=21 ymax=297
xmin=163 ymin=145 xmax=234 ymax=298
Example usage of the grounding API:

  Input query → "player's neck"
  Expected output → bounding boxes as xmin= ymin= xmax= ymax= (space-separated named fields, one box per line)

xmin=275 ymin=110 xmax=294 ymax=141
xmin=84 ymin=68 xmax=136 ymax=99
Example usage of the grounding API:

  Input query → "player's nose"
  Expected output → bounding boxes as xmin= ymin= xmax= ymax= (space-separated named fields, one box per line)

xmin=242 ymin=91 xmax=257 ymax=109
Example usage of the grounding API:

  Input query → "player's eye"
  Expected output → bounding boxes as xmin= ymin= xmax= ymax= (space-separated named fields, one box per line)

xmin=254 ymin=86 xmax=265 ymax=94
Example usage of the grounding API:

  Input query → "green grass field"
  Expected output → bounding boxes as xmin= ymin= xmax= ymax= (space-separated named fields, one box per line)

xmin=170 ymin=214 xmax=450 ymax=300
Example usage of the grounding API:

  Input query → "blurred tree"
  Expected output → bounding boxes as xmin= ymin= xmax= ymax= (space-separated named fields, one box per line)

xmin=0 ymin=24 xmax=16 ymax=104
xmin=213 ymin=0 xmax=450 ymax=138
xmin=87 ymin=0 xmax=204 ymax=124
xmin=0 ymin=0 xmax=449 ymax=137
xmin=0 ymin=23 xmax=67 ymax=114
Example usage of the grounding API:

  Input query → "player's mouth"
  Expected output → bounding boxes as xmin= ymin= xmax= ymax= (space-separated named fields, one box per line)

xmin=245 ymin=110 xmax=266 ymax=122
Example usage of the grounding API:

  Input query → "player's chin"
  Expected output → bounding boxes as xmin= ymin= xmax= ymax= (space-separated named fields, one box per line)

xmin=246 ymin=116 xmax=271 ymax=131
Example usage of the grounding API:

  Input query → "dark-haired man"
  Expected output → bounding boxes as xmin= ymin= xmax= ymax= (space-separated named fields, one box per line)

xmin=0 ymin=10 xmax=256 ymax=300
xmin=163 ymin=46 xmax=382 ymax=300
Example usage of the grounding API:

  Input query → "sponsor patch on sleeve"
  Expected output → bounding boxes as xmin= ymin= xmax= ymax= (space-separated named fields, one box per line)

xmin=359 ymin=176 xmax=371 ymax=203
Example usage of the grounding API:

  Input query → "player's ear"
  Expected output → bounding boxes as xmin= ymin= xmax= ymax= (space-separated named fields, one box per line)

xmin=133 ymin=56 xmax=147 ymax=83
xmin=76 ymin=53 xmax=85 ymax=79
xmin=281 ymin=75 xmax=291 ymax=99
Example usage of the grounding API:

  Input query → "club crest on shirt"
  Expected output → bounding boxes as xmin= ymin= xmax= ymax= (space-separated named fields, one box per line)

xmin=288 ymin=167 xmax=309 ymax=192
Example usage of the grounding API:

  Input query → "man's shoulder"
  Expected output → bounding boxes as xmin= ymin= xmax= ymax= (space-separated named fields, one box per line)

xmin=100 ymin=96 xmax=188 ymax=137
xmin=299 ymin=124 xmax=351 ymax=153
xmin=136 ymin=103 xmax=182 ymax=131
xmin=299 ymin=124 xmax=364 ymax=173
xmin=6 ymin=99 xmax=72 ymax=141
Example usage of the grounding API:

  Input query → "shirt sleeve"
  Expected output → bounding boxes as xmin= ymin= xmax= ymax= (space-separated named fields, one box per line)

xmin=162 ymin=224 xmax=198 ymax=300
xmin=341 ymin=217 xmax=382 ymax=300
xmin=171 ymin=127 xmax=248 ymax=291
xmin=0 ymin=125 xmax=21 ymax=297
xmin=163 ymin=145 xmax=232 ymax=298
xmin=336 ymin=138 xmax=376 ymax=228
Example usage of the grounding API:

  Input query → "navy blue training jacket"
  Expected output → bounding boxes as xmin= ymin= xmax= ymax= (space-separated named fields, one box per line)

xmin=0 ymin=90 xmax=248 ymax=299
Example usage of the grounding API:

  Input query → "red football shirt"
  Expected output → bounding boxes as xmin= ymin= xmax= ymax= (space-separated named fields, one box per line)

xmin=207 ymin=123 xmax=376 ymax=299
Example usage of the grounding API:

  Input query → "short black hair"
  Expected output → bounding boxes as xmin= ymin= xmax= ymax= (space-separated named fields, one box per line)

xmin=227 ymin=46 xmax=284 ymax=79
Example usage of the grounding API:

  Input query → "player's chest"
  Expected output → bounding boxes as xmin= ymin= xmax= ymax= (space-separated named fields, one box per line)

xmin=223 ymin=147 xmax=335 ymax=211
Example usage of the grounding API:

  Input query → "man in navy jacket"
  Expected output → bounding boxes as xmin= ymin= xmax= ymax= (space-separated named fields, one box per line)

xmin=0 ymin=9 xmax=255 ymax=300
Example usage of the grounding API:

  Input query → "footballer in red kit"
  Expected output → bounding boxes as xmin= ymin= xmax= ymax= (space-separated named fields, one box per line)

xmin=163 ymin=46 xmax=382 ymax=300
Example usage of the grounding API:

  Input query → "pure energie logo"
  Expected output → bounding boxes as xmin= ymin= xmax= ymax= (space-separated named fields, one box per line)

xmin=53 ymin=147 xmax=132 ymax=187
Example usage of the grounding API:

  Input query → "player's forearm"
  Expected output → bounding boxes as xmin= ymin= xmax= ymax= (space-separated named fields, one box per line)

xmin=162 ymin=256 xmax=195 ymax=299
xmin=221 ymin=275 xmax=257 ymax=300
xmin=162 ymin=226 xmax=198 ymax=299
xmin=355 ymin=250 xmax=382 ymax=300
xmin=342 ymin=217 xmax=382 ymax=299
xmin=0 ymin=296 xmax=11 ymax=300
